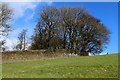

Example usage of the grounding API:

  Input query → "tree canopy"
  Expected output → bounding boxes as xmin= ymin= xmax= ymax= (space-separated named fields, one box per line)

xmin=31 ymin=6 xmax=110 ymax=56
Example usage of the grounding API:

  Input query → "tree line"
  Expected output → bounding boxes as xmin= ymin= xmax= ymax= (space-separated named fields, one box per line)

xmin=30 ymin=6 xmax=110 ymax=56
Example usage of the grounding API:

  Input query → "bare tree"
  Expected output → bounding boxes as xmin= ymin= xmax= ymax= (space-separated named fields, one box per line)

xmin=16 ymin=29 xmax=27 ymax=50
xmin=0 ymin=3 xmax=13 ymax=52
xmin=0 ymin=3 xmax=12 ymax=36
xmin=22 ymin=29 xmax=27 ymax=50
xmin=0 ymin=40 xmax=5 ymax=52
xmin=41 ymin=6 xmax=60 ymax=49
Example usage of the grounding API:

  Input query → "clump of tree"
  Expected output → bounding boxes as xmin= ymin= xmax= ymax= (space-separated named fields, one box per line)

xmin=31 ymin=6 xmax=110 ymax=56
xmin=0 ymin=3 xmax=13 ymax=52
xmin=16 ymin=29 xmax=27 ymax=51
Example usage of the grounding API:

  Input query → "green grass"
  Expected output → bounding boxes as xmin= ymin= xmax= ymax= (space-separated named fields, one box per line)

xmin=0 ymin=65 xmax=2 ymax=79
xmin=2 ymin=54 xmax=118 ymax=78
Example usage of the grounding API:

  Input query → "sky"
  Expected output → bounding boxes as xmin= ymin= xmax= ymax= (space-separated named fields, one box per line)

xmin=4 ymin=2 xmax=118 ymax=54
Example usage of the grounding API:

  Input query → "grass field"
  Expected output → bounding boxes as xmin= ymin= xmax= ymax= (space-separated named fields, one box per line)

xmin=2 ymin=54 xmax=118 ymax=78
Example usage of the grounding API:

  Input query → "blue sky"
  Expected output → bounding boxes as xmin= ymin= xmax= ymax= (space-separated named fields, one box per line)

xmin=6 ymin=2 xmax=118 ymax=53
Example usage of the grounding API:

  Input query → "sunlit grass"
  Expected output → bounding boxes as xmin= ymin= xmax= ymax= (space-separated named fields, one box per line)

xmin=2 ymin=54 xmax=118 ymax=78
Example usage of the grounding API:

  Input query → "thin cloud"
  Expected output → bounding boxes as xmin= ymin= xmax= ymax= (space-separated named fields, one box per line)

xmin=8 ymin=2 xmax=38 ymax=19
xmin=25 ymin=11 xmax=35 ymax=22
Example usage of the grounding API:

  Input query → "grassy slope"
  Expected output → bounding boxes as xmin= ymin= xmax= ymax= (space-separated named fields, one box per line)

xmin=2 ymin=54 xmax=118 ymax=78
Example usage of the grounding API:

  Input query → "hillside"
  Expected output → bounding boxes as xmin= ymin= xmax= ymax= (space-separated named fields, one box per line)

xmin=2 ymin=54 xmax=118 ymax=78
